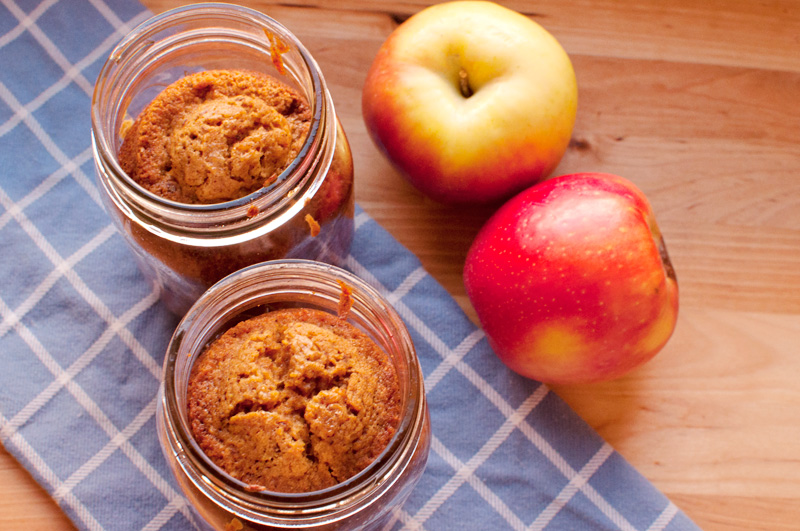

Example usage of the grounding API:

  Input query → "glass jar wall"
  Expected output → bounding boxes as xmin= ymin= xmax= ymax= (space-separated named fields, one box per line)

xmin=91 ymin=3 xmax=354 ymax=315
xmin=156 ymin=260 xmax=430 ymax=530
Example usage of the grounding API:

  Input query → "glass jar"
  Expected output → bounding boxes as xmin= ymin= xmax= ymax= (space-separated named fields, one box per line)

xmin=156 ymin=260 xmax=431 ymax=530
xmin=91 ymin=3 xmax=354 ymax=315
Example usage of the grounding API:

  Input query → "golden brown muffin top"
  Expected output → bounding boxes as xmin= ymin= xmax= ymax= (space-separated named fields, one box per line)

xmin=119 ymin=69 xmax=311 ymax=204
xmin=187 ymin=307 xmax=401 ymax=493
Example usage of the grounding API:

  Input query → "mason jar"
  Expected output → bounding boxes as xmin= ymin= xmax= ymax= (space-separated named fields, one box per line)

xmin=91 ymin=3 xmax=354 ymax=315
xmin=156 ymin=260 xmax=431 ymax=530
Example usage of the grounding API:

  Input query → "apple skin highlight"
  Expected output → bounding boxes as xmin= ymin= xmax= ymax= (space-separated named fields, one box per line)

xmin=463 ymin=173 xmax=679 ymax=384
xmin=362 ymin=1 xmax=578 ymax=204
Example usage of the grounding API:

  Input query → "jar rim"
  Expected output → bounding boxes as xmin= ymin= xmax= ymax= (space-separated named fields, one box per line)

xmin=91 ymin=2 xmax=329 ymax=216
xmin=160 ymin=260 xmax=427 ymax=517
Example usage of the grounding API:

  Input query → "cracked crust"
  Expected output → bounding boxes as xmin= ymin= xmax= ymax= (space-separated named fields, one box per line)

xmin=186 ymin=308 xmax=401 ymax=493
xmin=118 ymin=69 xmax=311 ymax=204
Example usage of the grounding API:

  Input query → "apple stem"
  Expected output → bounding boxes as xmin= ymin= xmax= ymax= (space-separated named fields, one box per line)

xmin=458 ymin=68 xmax=473 ymax=98
xmin=658 ymin=235 xmax=677 ymax=281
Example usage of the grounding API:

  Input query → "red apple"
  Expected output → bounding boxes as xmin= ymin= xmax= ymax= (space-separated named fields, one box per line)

xmin=362 ymin=1 xmax=577 ymax=204
xmin=463 ymin=173 xmax=678 ymax=384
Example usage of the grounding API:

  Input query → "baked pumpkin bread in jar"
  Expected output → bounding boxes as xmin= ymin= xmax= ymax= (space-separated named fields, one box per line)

xmin=186 ymin=307 xmax=401 ymax=493
xmin=101 ymin=66 xmax=354 ymax=314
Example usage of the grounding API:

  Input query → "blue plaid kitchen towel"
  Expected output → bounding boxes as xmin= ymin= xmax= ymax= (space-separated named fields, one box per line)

xmin=0 ymin=0 xmax=702 ymax=529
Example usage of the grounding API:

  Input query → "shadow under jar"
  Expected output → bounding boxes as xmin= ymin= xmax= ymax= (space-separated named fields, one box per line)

xmin=91 ymin=3 xmax=354 ymax=315
xmin=156 ymin=260 xmax=431 ymax=530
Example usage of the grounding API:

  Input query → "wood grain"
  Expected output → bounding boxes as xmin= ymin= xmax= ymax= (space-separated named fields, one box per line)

xmin=3 ymin=0 xmax=799 ymax=529
xmin=0 ymin=443 xmax=76 ymax=530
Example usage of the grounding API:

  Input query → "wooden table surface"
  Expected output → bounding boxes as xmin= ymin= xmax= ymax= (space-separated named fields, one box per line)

xmin=2 ymin=0 xmax=799 ymax=529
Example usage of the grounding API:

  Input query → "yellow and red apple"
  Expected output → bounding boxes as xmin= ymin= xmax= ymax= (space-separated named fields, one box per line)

xmin=362 ymin=1 xmax=577 ymax=204
xmin=463 ymin=173 xmax=679 ymax=384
